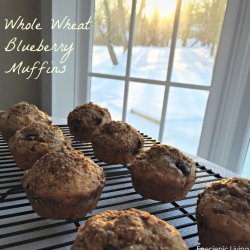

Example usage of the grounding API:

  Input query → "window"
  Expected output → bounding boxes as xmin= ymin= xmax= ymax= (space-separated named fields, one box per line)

xmin=46 ymin=0 xmax=249 ymax=173
xmin=89 ymin=0 xmax=227 ymax=154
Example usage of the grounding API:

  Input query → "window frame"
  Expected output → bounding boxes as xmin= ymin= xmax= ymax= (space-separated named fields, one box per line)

xmin=88 ymin=0 xmax=211 ymax=143
xmin=198 ymin=0 xmax=250 ymax=173
xmin=44 ymin=0 xmax=250 ymax=174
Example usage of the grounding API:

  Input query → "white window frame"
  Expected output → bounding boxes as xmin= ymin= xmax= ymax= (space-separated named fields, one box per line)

xmin=87 ymin=0 xmax=211 ymax=143
xmin=198 ymin=0 xmax=250 ymax=173
xmin=42 ymin=0 xmax=250 ymax=174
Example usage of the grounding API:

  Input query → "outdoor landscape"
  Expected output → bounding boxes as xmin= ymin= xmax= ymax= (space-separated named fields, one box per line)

xmin=90 ymin=0 xmax=227 ymax=155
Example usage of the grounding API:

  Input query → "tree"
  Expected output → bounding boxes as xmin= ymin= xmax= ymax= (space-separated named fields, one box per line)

xmin=179 ymin=0 xmax=196 ymax=47
xmin=102 ymin=0 xmax=118 ymax=65
xmin=149 ymin=7 xmax=160 ymax=45
xmin=134 ymin=0 xmax=146 ymax=45
xmin=208 ymin=0 xmax=227 ymax=56
xmin=93 ymin=0 xmax=227 ymax=65
xmin=117 ymin=0 xmax=128 ymax=53
xmin=190 ymin=0 xmax=226 ymax=56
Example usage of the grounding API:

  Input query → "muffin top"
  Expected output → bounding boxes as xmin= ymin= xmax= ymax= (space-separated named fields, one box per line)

xmin=131 ymin=144 xmax=196 ymax=186
xmin=91 ymin=121 xmax=144 ymax=154
xmin=71 ymin=208 xmax=188 ymax=250
xmin=68 ymin=103 xmax=111 ymax=132
xmin=0 ymin=101 xmax=51 ymax=129
xmin=197 ymin=178 xmax=250 ymax=240
xmin=22 ymin=150 xmax=105 ymax=201
xmin=9 ymin=123 xmax=71 ymax=151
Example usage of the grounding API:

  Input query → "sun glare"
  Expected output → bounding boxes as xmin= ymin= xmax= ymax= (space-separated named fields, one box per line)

xmin=144 ymin=0 xmax=178 ymax=18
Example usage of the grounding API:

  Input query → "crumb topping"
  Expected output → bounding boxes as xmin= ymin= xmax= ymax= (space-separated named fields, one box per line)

xmin=72 ymin=208 xmax=188 ymax=250
xmin=197 ymin=178 xmax=250 ymax=240
xmin=1 ymin=101 xmax=51 ymax=127
xmin=68 ymin=102 xmax=111 ymax=132
xmin=22 ymin=150 xmax=105 ymax=200
xmin=131 ymin=144 xmax=195 ymax=184
xmin=9 ymin=123 xmax=72 ymax=156
xmin=10 ymin=123 xmax=71 ymax=146
xmin=91 ymin=121 xmax=144 ymax=154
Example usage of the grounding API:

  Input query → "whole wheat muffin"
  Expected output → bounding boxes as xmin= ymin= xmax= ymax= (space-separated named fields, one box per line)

xmin=67 ymin=102 xmax=111 ymax=142
xmin=131 ymin=144 xmax=196 ymax=202
xmin=0 ymin=101 xmax=51 ymax=142
xmin=71 ymin=208 xmax=188 ymax=250
xmin=22 ymin=150 xmax=105 ymax=220
xmin=9 ymin=123 xmax=72 ymax=170
xmin=91 ymin=121 xmax=144 ymax=165
xmin=196 ymin=177 xmax=250 ymax=248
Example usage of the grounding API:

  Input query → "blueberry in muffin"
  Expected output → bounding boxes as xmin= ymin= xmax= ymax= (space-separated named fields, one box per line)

xmin=130 ymin=144 xmax=196 ymax=202
xmin=91 ymin=121 xmax=144 ymax=165
xmin=0 ymin=101 xmax=51 ymax=142
xmin=67 ymin=102 xmax=111 ymax=142
xmin=9 ymin=123 xmax=72 ymax=170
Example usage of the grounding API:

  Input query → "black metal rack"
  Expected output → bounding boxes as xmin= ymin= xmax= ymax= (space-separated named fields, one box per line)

xmin=0 ymin=125 xmax=223 ymax=250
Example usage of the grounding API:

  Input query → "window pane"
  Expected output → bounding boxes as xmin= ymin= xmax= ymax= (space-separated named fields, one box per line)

xmin=126 ymin=82 xmax=164 ymax=139
xmin=90 ymin=77 xmax=124 ymax=120
xmin=92 ymin=0 xmax=132 ymax=76
xmin=172 ymin=0 xmax=227 ymax=85
xmin=241 ymin=141 xmax=250 ymax=178
xmin=130 ymin=0 xmax=176 ymax=80
xmin=163 ymin=87 xmax=209 ymax=154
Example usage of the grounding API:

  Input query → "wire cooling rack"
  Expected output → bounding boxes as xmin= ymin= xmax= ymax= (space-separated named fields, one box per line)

xmin=0 ymin=125 xmax=225 ymax=250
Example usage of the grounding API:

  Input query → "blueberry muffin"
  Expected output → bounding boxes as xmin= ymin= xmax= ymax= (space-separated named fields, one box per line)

xmin=71 ymin=208 xmax=188 ymax=250
xmin=0 ymin=102 xmax=51 ymax=142
xmin=67 ymin=102 xmax=111 ymax=142
xmin=196 ymin=177 xmax=250 ymax=248
xmin=9 ymin=123 xmax=72 ymax=170
xmin=91 ymin=121 xmax=144 ymax=165
xmin=22 ymin=150 xmax=105 ymax=220
xmin=130 ymin=144 xmax=196 ymax=202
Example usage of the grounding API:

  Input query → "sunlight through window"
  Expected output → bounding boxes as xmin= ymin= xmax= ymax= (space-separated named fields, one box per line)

xmin=90 ymin=0 xmax=227 ymax=154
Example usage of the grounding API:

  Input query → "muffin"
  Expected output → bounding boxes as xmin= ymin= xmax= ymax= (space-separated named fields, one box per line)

xmin=91 ymin=121 xmax=144 ymax=165
xmin=130 ymin=144 xmax=196 ymax=202
xmin=71 ymin=208 xmax=188 ymax=250
xmin=9 ymin=123 xmax=72 ymax=170
xmin=67 ymin=102 xmax=111 ymax=142
xmin=22 ymin=150 xmax=105 ymax=220
xmin=0 ymin=101 xmax=51 ymax=142
xmin=196 ymin=177 xmax=250 ymax=248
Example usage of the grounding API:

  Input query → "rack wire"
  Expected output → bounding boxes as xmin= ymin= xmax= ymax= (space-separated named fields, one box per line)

xmin=0 ymin=125 xmax=224 ymax=250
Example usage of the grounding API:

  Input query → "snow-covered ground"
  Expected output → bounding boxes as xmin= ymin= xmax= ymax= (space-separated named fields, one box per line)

xmin=91 ymin=43 xmax=250 ymax=177
xmin=91 ymin=45 xmax=212 ymax=155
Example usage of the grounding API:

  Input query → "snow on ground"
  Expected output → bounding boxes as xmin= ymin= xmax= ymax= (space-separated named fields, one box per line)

xmin=91 ymin=45 xmax=212 ymax=154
